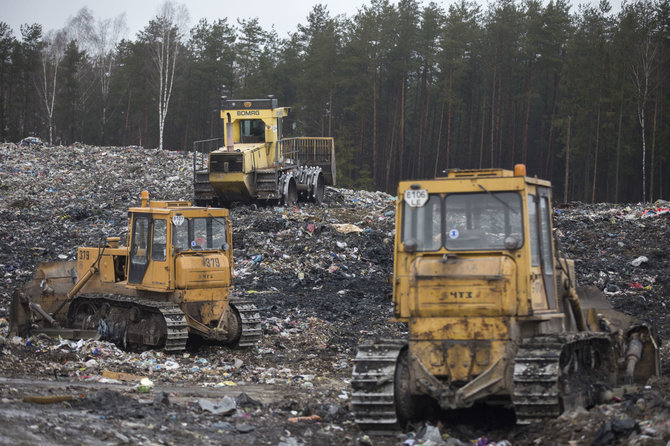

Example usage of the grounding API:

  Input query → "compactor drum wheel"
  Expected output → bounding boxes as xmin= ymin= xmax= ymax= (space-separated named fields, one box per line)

xmin=283 ymin=179 xmax=298 ymax=206
xmin=310 ymin=173 xmax=325 ymax=204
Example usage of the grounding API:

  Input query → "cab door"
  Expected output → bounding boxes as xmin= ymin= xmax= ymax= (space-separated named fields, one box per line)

xmin=128 ymin=214 xmax=170 ymax=289
xmin=128 ymin=213 xmax=150 ymax=284
xmin=140 ymin=217 xmax=169 ymax=289
xmin=537 ymin=187 xmax=557 ymax=308
xmin=527 ymin=188 xmax=557 ymax=311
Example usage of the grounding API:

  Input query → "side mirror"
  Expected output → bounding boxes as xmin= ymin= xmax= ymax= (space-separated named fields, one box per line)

xmin=404 ymin=239 xmax=418 ymax=253
xmin=222 ymin=243 xmax=230 ymax=251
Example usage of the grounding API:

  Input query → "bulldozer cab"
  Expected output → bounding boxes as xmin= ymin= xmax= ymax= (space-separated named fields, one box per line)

xmin=220 ymin=97 xmax=286 ymax=148
xmin=121 ymin=194 xmax=232 ymax=292
xmin=394 ymin=166 xmax=559 ymax=321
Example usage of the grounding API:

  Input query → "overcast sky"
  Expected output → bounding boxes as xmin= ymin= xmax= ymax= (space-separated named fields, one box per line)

xmin=3 ymin=0 xmax=621 ymax=40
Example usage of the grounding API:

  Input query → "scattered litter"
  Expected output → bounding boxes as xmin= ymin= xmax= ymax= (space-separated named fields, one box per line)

xmin=102 ymin=371 xmax=145 ymax=382
xmin=0 ymin=143 xmax=668 ymax=445
xmin=631 ymin=256 xmax=648 ymax=267
xmin=288 ymin=414 xmax=322 ymax=423
xmin=198 ymin=396 xmax=236 ymax=415
xmin=333 ymin=223 xmax=364 ymax=234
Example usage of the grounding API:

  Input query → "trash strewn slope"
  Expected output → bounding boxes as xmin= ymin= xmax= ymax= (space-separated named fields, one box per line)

xmin=0 ymin=143 xmax=668 ymax=446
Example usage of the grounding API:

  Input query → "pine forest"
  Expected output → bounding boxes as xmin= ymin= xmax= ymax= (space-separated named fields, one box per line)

xmin=0 ymin=0 xmax=669 ymax=202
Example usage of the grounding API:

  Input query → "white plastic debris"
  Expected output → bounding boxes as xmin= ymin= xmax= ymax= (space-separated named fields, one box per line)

xmin=631 ymin=256 xmax=648 ymax=267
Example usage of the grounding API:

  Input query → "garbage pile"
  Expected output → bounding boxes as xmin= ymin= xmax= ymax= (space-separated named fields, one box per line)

xmin=0 ymin=142 xmax=669 ymax=445
xmin=554 ymin=202 xmax=670 ymax=346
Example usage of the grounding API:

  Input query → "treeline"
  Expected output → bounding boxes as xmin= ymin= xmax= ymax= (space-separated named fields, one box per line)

xmin=0 ymin=0 xmax=668 ymax=202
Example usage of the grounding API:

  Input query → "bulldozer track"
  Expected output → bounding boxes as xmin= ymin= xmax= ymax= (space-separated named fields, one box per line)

xmin=230 ymin=299 xmax=261 ymax=348
xmin=68 ymin=295 xmax=189 ymax=352
xmin=351 ymin=339 xmax=406 ymax=434
xmin=512 ymin=332 xmax=613 ymax=424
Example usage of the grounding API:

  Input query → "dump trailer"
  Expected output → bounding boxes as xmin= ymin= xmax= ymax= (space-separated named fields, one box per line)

xmin=351 ymin=165 xmax=660 ymax=430
xmin=9 ymin=191 xmax=261 ymax=352
xmin=193 ymin=96 xmax=336 ymax=206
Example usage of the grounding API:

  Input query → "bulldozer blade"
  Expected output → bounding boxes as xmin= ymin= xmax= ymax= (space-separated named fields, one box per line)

xmin=577 ymin=285 xmax=648 ymax=331
xmin=32 ymin=261 xmax=78 ymax=293
xmin=576 ymin=285 xmax=614 ymax=310
xmin=577 ymin=285 xmax=661 ymax=381
xmin=9 ymin=261 xmax=77 ymax=336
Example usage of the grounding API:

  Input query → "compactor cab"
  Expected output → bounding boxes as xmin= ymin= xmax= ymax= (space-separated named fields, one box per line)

xmin=10 ymin=192 xmax=260 ymax=352
xmin=193 ymin=96 xmax=336 ymax=206
xmin=352 ymin=166 xmax=660 ymax=430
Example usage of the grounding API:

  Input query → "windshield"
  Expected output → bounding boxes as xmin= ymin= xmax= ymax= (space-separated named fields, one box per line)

xmin=402 ymin=192 xmax=524 ymax=251
xmin=172 ymin=216 xmax=227 ymax=251
xmin=239 ymin=119 xmax=265 ymax=143
xmin=402 ymin=195 xmax=442 ymax=251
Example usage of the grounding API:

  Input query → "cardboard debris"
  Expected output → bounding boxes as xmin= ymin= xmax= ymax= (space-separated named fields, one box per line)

xmin=102 ymin=370 xmax=145 ymax=382
xmin=332 ymin=223 xmax=364 ymax=234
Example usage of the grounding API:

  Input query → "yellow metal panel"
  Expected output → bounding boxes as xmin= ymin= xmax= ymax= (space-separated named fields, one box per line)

xmin=530 ymin=268 xmax=549 ymax=311
xmin=227 ymin=109 xmax=275 ymax=120
xmin=178 ymin=288 xmax=228 ymax=302
xmin=141 ymin=261 xmax=168 ymax=290
xmin=99 ymin=257 xmax=116 ymax=282
xmin=409 ymin=316 xmax=511 ymax=341
xmin=411 ymin=339 xmax=508 ymax=380
xmin=409 ymin=317 xmax=509 ymax=379
xmin=175 ymin=254 xmax=230 ymax=289
xmin=175 ymin=288 xmax=229 ymax=326
xmin=210 ymin=172 xmax=246 ymax=182
xmin=398 ymin=176 xmax=526 ymax=195
xmin=406 ymin=256 xmax=517 ymax=317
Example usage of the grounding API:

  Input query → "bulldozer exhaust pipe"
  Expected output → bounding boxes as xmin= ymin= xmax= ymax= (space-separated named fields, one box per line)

xmin=226 ymin=122 xmax=234 ymax=151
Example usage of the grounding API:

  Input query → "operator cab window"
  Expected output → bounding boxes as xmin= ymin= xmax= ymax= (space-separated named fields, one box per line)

xmin=172 ymin=216 xmax=228 ymax=251
xmin=151 ymin=219 xmax=167 ymax=261
xmin=172 ymin=215 xmax=189 ymax=251
xmin=402 ymin=195 xmax=442 ymax=251
xmin=240 ymin=119 xmax=265 ymax=143
xmin=445 ymin=192 xmax=523 ymax=250
xmin=129 ymin=214 xmax=150 ymax=283
xmin=528 ymin=194 xmax=541 ymax=266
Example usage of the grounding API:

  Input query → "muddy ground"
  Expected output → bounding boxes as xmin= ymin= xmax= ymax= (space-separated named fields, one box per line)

xmin=0 ymin=143 xmax=669 ymax=445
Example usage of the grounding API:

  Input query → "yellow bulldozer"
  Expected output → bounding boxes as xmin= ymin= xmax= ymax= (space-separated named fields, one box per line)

xmin=352 ymin=165 xmax=660 ymax=430
xmin=192 ymin=96 xmax=336 ymax=206
xmin=9 ymin=191 xmax=260 ymax=352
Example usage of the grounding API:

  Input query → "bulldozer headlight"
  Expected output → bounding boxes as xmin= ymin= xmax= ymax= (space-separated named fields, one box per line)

xmin=404 ymin=239 xmax=418 ymax=253
xmin=504 ymin=236 xmax=520 ymax=250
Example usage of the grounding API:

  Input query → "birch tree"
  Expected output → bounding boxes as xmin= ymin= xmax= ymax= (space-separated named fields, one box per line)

xmin=141 ymin=1 xmax=189 ymax=150
xmin=40 ymin=29 xmax=67 ymax=144
xmin=622 ymin=0 xmax=660 ymax=203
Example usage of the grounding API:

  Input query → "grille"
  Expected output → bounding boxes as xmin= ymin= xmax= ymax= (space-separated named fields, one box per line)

xmin=210 ymin=154 xmax=243 ymax=173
